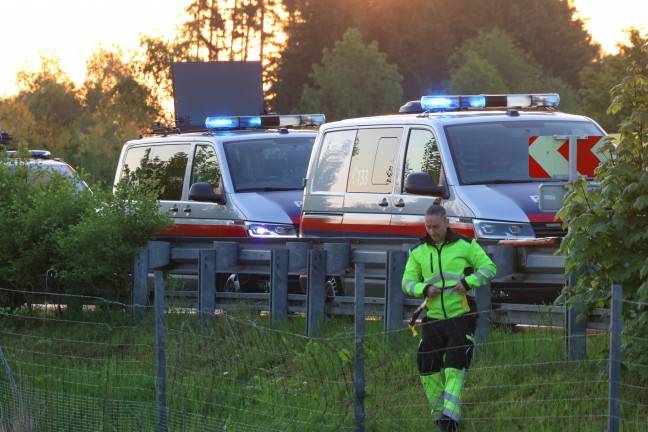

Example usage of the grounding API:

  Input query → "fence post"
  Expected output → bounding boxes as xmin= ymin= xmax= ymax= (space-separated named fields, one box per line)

xmin=199 ymin=249 xmax=216 ymax=325
xmin=133 ymin=249 xmax=149 ymax=324
xmin=608 ymin=283 xmax=622 ymax=432
xmin=154 ymin=270 xmax=168 ymax=432
xmin=565 ymin=267 xmax=586 ymax=361
xmin=270 ymin=249 xmax=289 ymax=324
xmin=354 ymin=263 xmax=366 ymax=432
xmin=306 ymin=249 xmax=326 ymax=337
xmin=385 ymin=250 xmax=407 ymax=333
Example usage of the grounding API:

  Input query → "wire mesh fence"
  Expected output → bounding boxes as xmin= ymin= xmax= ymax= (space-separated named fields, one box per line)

xmin=0 ymin=286 xmax=646 ymax=431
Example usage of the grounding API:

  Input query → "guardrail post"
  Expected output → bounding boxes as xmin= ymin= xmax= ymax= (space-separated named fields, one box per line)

xmin=306 ymin=249 xmax=326 ymax=337
xmin=213 ymin=241 xmax=239 ymax=293
xmin=608 ymin=283 xmax=622 ymax=432
xmin=286 ymin=241 xmax=311 ymax=273
xmin=565 ymin=267 xmax=586 ymax=361
xmin=270 ymin=249 xmax=289 ymax=324
xmin=385 ymin=250 xmax=407 ymax=333
xmin=324 ymin=242 xmax=351 ymax=275
xmin=354 ymin=263 xmax=366 ymax=431
xmin=474 ymin=281 xmax=492 ymax=345
xmin=133 ymin=241 xmax=170 ymax=324
xmin=199 ymin=249 xmax=216 ymax=325
xmin=488 ymin=244 xmax=515 ymax=279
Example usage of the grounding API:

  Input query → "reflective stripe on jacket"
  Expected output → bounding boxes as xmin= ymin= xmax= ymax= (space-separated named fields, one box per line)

xmin=401 ymin=229 xmax=496 ymax=319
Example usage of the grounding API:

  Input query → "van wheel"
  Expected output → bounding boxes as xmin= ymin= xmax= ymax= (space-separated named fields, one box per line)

xmin=325 ymin=276 xmax=343 ymax=301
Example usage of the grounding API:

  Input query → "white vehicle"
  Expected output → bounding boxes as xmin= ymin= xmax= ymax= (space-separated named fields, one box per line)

xmin=302 ymin=93 xmax=606 ymax=240
xmin=4 ymin=149 xmax=90 ymax=193
xmin=300 ymin=93 xmax=607 ymax=302
xmin=113 ymin=114 xmax=324 ymax=291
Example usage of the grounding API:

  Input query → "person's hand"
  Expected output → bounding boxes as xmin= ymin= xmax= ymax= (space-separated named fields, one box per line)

xmin=423 ymin=285 xmax=441 ymax=298
xmin=453 ymin=281 xmax=467 ymax=295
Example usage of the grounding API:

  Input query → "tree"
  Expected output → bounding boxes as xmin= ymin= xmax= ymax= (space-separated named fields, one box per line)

xmin=298 ymin=28 xmax=402 ymax=121
xmin=77 ymin=47 xmax=160 ymax=186
xmin=133 ymin=0 xmax=288 ymax=114
xmin=13 ymin=55 xmax=83 ymax=155
xmin=447 ymin=28 xmax=581 ymax=113
xmin=272 ymin=0 xmax=598 ymax=113
xmin=580 ymin=29 xmax=648 ymax=132
xmin=557 ymin=51 xmax=648 ymax=374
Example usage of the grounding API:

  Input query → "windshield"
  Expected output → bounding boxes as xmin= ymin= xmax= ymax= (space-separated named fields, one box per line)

xmin=224 ymin=136 xmax=315 ymax=192
xmin=445 ymin=120 xmax=604 ymax=184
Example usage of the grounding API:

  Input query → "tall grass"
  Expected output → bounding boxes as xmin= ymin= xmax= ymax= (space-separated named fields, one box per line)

xmin=0 ymin=304 xmax=645 ymax=431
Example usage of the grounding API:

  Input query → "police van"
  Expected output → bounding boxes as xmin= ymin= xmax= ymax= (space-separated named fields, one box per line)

xmin=113 ymin=114 xmax=324 ymax=290
xmin=300 ymin=93 xmax=608 ymax=301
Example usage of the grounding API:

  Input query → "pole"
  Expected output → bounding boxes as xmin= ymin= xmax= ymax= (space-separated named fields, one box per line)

xmin=607 ymin=283 xmax=622 ymax=432
xmin=154 ymin=270 xmax=168 ymax=432
xmin=354 ymin=263 xmax=366 ymax=432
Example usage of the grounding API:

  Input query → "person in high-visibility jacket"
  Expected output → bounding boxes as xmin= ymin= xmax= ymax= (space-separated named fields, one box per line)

xmin=402 ymin=204 xmax=496 ymax=432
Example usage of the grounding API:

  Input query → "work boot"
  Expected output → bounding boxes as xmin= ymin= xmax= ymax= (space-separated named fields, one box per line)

xmin=437 ymin=415 xmax=458 ymax=432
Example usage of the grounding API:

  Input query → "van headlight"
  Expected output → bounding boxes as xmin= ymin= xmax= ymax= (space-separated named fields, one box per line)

xmin=245 ymin=222 xmax=296 ymax=237
xmin=472 ymin=219 xmax=535 ymax=240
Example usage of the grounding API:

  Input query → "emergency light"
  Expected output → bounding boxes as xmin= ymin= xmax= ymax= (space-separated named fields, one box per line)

xmin=6 ymin=150 xmax=52 ymax=159
xmin=205 ymin=114 xmax=325 ymax=130
xmin=419 ymin=93 xmax=560 ymax=112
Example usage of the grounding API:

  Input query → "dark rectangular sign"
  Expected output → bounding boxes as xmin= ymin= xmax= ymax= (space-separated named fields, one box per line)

xmin=172 ymin=61 xmax=264 ymax=127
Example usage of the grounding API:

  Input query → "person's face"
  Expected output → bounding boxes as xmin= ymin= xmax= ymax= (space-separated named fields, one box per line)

xmin=425 ymin=213 xmax=448 ymax=243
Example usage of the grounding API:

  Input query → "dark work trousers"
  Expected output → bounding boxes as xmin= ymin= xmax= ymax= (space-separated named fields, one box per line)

xmin=417 ymin=312 xmax=478 ymax=374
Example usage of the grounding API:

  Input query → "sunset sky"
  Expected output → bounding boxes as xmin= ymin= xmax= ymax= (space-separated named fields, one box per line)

xmin=1 ymin=0 xmax=646 ymax=97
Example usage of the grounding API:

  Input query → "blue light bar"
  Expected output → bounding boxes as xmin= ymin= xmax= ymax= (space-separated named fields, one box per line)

xmin=205 ymin=116 xmax=239 ymax=129
xmin=239 ymin=116 xmax=262 ymax=128
xmin=419 ymin=93 xmax=560 ymax=112
xmin=421 ymin=96 xmax=460 ymax=111
xmin=205 ymin=114 xmax=325 ymax=130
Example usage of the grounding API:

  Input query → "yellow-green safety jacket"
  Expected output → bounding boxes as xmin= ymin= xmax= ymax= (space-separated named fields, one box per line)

xmin=402 ymin=229 xmax=496 ymax=320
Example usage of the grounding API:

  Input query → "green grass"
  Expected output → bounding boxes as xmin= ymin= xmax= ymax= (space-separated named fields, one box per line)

xmin=0 ymin=306 xmax=645 ymax=431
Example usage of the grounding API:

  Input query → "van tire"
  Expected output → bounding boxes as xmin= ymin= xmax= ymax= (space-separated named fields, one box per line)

xmin=325 ymin=276 xmax=344 ymax=300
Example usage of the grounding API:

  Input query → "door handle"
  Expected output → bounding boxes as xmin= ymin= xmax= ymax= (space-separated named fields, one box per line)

xmin=395 ymin=199 xmax=405 ymax=208
xmin=182 ymin=205 xmax=191 ymax=213
xmin=378 ymin=198 xmax=389 ymax=207
xmin=169 ymin=205 xmax=178 ymax=212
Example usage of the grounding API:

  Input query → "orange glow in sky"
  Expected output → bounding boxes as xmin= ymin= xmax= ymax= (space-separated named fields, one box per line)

xmin=0 ymin=0 xmax=646 ymax=98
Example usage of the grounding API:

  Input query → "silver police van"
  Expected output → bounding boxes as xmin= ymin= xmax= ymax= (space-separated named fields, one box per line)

xmin=301 ymin=93 xmax=606 ymax=239
xmin=114 ymin=114 xmax=323 ymax=290
xmin=300 ymin=93 xmax=607 ymax=302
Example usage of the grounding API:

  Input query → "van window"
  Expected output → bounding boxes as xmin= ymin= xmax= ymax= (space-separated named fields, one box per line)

xmin=403 ymin=129 xmax=442 ymax=189
xmin=347 ymin=128 xmax=401 ymax=193
xmin=191 ymin=144 xmax=221 ymax=191
xmin=311 ymin=130 xmax=356 ymax=193
xmin=224 ymin=136 xmax=314 ymax=191
xmin=122 ymin=144 xmax=190 ymax=200
xmin=445 ymin=120 xmax=603 ymax=183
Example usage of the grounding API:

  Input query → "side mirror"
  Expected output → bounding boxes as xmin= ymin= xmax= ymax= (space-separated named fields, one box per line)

xmin=404 ymin=172 xmax=448 ymax=197
xmin=188 ymin=182 xmax=226 ymax=204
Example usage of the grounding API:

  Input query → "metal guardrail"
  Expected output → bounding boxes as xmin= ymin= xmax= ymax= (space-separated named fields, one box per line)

xmin=133 ymin=239 xmax=611 ymax=343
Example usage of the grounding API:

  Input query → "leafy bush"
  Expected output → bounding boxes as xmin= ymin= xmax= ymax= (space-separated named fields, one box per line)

xmin=558 ymin=62 xmax=648 ymax=373
xmin=0 ymin=148 xmax=171 ymax=305
xmin=53 ymin=181 xmax=172 ymax=300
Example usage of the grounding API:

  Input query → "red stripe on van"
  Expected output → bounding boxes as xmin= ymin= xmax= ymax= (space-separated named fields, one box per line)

xmin=527 ymin=213 xmax=561 ymax=223
xmin=301 ymin=216 xmax=390 ymax=236
xmin=161 ymin=224 xmax=247 ymax=237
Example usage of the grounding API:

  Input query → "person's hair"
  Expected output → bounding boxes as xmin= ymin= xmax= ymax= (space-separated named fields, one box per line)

xmin=425 ymin=204 xmax=446 ymax=218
